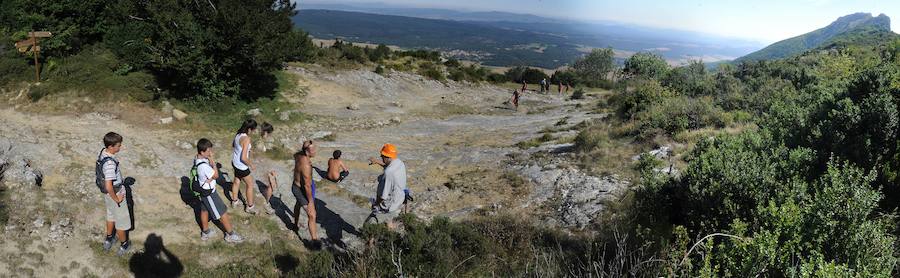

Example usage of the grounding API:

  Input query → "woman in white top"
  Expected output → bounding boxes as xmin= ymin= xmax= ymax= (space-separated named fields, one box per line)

xmin=231 ymin=119 xmax=259 ymax=214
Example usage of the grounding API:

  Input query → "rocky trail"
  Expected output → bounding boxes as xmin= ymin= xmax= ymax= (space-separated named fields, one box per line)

xmin=0 ymin=67 xmax=626 ymax=276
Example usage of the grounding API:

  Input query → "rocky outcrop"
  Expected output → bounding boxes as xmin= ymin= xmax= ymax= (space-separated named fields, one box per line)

xmin=0 ymin=139 xmax=42 ymax=188
xmin=515 ymin=162 xmax=629 ymax=228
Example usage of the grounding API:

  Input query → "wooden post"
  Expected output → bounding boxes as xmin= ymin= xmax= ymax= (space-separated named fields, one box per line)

xmin=32 ymin=32 xmax=39 ymax=83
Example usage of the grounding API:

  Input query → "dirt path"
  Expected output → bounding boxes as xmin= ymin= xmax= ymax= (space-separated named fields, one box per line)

xmin=0 ymin=68 xmax=603 ymax=276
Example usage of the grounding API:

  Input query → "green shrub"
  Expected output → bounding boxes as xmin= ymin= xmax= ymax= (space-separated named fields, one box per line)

xmin=642 ymin=130 xmax=897 ymax=276
xmin=374 ymin=65 xmax=385 ymax=75
xmin=570 ymin=88 xmax=585 ymax=100
xmin=635 ymin=96 xmax=726 ymax=138
xmin=418 ymin=63 xmax=445 ymax=81
xmin=287 ymin=252 xmax=334 ymax=278
xmin=611 ymin=79 xmax=677 ymax=119
xmin=486 ymin=72 xmax=507 ymax=83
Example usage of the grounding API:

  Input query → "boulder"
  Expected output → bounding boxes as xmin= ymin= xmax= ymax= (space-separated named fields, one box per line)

xmin=33 ymin=217 xmax=44 ymax=228
xmin=246 ymin=108 xmax=262 ymax=117
xmin=279 ymin=111 xmax=292 ymax=121
xmin=347 ymin=103 xmax=360 ymax=110
xmin=177 ymin=141 xmax=193 ymax=150
xmin=172 ymin=109 xmax=188 ymax=121
xmin=161 ymin=100 xmax=174 ymax=114
xmin=159 ymin=117 xmax=174 ymax=124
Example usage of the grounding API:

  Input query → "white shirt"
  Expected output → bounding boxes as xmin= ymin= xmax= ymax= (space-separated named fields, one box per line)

xmin=195 ymin=157 xmax=217 ymax=192
xmin=232 ymin=133 xmax=251 ymax=170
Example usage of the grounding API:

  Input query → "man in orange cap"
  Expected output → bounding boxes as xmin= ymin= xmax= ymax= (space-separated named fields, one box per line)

xmin=366 ymin=143 xmax=407 ymax=229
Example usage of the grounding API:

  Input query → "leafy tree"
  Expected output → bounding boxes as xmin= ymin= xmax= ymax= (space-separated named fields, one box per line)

xmin=504 ymin=66 xmax=548 ymax=84
xmin=368 ymin=43 xmax=391 ymax=62
xmin=550 ymin=70 xmax=577 ymax=86
xmin=623 ymin=52 xmax=669 ymax=79
xmin=572 ymin=48 xmax=615 ymax=85
xmin=108 ymin=0 xmax=307 ymax=99
xmin=662 ymin=60 xmax=713 ymax=96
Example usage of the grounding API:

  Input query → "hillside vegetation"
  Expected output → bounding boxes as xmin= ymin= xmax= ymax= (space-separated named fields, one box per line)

xmin=568 ymin=34 xmax=900 ymax=276
xmin=736 ymin=12 xmax=897 ymax=62
xmin=293 ymin=9 xmax=584 ymax=68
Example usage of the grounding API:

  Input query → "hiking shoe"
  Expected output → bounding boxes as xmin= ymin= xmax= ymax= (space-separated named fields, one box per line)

xmin=231 ymin=199 xmax=242 ymax=208
xmin=224 ymin=232 xmax=244 ymax=243
xmin=201 ymin=229 xmax=217 ymax=241
xmin=305 ymin=239 xmax=323 ymax=250
xmin=265 ymin=204 xmax=275 ymax=214
xmin=103 ymin=235 xmax=116 ymax=251
xmin=245 ymin=205 xmax=258 ymax=215
xmin=116 ymin=241 xmax=131 ymax=256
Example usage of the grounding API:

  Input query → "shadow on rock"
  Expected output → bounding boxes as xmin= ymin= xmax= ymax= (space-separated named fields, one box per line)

xmin=315 ymin=198 xmax=360 ymax=249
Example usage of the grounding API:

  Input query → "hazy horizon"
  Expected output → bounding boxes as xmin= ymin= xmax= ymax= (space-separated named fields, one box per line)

xmin=298 ymin=0 xmax=900 ymax=44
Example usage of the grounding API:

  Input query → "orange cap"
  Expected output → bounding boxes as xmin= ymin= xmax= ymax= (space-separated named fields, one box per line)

xmin=381 ymin=143 xmax=398 ymax=158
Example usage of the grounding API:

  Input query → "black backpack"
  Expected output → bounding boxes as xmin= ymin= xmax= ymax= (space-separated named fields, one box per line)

xmin=190 ymin=160 xmax=214 ymax=197
xmin=95 ymin=150 xmax=119 ymax=194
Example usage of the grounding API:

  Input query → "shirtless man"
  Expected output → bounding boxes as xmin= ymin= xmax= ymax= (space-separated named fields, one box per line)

xmin=291 ymin=140 xmax=319 ymax=247
xmin=325 ymin=150 xmax=350 ymax=183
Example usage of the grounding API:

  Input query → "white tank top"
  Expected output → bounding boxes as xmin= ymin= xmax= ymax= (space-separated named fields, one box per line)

xmin=232 ymin=133 xmax=251 ymax=170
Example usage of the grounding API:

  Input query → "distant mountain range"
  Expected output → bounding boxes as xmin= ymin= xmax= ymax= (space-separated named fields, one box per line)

xmin=736 ymin=13 xmax=897 ymax=62
xmin=299 ymin=3 xmax=563 ymax=24
xmin=294 ymin=4 xmax=764 ymax=68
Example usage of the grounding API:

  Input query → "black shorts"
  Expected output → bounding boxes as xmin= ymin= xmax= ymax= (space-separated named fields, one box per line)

xmin=233 ymin=165 xmax=251 ymax=179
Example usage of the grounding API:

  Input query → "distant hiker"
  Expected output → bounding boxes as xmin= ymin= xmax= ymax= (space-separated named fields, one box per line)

xmin=258 ymin=122 xmax=277 ymax=205
xmin=97 ymin=132 xmax=132 ymax=256
xmin=539 ymin=78 xmax=547 ymax=93
xmin=365 ymin=143 xmax=407 ymax=229
xmin=558 ymin=80 xmax=563 ymax=94
xmin=325 ymin=150 xmax=350 ymax=183
xmin=231 ymin=119 xmax=272 ymax=214
xmin=565 ymin=82 xmax=571 ymax=93
xmin=521 ymin=80 xmax=528 ymax=93
xmin=511 ymin=89 xmax=521 ymax=110
xmin=193 ymin=138 xmax=244 ymax=243
xmin=292 ymin=140 xmax=320 ymax=247
xmin=258 ymin=122 xmax=274 ymax=153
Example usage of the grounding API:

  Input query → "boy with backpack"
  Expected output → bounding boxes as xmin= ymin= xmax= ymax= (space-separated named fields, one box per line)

xmin=192 ymin=138 xmax=244 ymax=243
xmin=96 ymin=132 xmax=131 ymax=256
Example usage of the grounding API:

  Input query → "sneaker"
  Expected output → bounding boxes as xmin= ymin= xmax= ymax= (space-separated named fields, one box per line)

xmin=116 ymin=241 xmax=131 ymax=256
xmin=224 ymin=232 xmax=244 ymax=243
xmin=265 ymin=204 xmax=275 ymax=215
xmin=231 ymin=199 xmax=242 ymax=208
xmin=103 ymin=235 xmax=116 ymax=251
xmin=305 ymin=239 xmax=323 ymax=250
xmin=245 ymin=205 xmax=258 ymax=215
xmin=201 ymin=229 xmax=217 ymax=241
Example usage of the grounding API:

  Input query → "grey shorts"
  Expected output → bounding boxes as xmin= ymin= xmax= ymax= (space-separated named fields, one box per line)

xmin=200 ymin=192 xmax=228 ymax=220
xmin=292 ymin=184 xmax=314 ymax=207
xmin=104 ymin=194 xmax=132 ymax=231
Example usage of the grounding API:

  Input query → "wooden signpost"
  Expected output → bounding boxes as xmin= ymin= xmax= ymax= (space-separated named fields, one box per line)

xmin=14 ymin=31 xmax=52 ymax=82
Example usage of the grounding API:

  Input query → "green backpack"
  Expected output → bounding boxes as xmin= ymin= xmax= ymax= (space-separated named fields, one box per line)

xmin=189 ymin=160 xmax=212 ymax=197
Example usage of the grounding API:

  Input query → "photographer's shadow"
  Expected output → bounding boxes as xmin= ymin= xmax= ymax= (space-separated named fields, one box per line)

xmin=129 ymin=233 xmax=183 ymax=278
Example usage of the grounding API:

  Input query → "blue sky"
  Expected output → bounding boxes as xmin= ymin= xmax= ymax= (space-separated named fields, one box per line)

xmin=301 ymin=0 xmax=900 ymax=43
